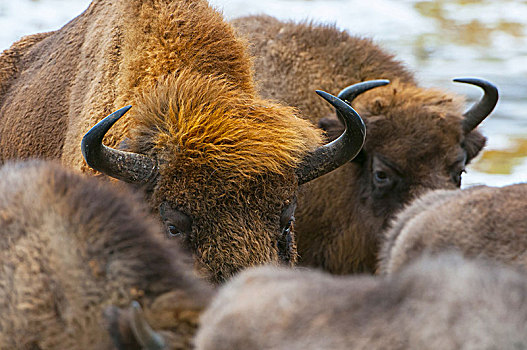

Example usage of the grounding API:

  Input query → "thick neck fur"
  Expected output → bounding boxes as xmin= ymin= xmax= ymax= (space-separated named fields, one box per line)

xmin=117 ymin=0 xmax=255 ymax=106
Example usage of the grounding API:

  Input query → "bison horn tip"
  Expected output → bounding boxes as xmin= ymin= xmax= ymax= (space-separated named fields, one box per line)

xmin=81 ymin=106 xmax=158 ymax=184
xmin=295 ymin=91 xmax=366 ymax=185
xmin=129 ymin=301 xmax=166 ymax=350
xmin=453 ymin=77 xmax=499 ymax=133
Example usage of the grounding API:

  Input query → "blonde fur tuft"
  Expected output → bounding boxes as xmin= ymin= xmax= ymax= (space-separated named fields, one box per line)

xmin=129 ymin=70 xmax=322 ymax=179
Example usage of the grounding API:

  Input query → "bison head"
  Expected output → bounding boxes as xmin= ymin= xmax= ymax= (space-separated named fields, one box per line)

xmin=297 ymin=78 xmax=497 ymax=273
xmin=81 ymin=73 xmax=367 ymax=283
xmin=338 ymin=78 xmax=496 ymax=216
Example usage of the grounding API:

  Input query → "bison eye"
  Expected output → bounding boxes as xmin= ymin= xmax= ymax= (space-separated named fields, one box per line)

xmin=280 ymin=200 xmax=297 ymax=232
xmin=449 ymin=152 xmax=468 ymax=187
xmin=167 ymin=225 xmax=183 ymax=237
xmin=374 ymin=171 xmax=388 ymax=183
xmin=278 ymin=200 xmax=297 ymax=263
xmin=371 ymin=155 xmax=401 ymax=197
xmin=451 ymin=169 xmax=466 ymax=187
xmin=277 ymin=217 xmax=294 ymax=263
xmin=373 ymin=170 xmax=394 ymax=189
xmin=283 ymin=217 xmax=294 ymax=235
xmin=159 ymin=202 xmax=192 ymax=239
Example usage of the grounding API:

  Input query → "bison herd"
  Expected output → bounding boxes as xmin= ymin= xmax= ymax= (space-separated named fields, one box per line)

xmin=0 ymin=0 xmax=524 ymax=349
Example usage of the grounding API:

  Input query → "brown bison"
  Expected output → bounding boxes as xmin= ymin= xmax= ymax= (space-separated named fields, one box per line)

xmin=0 ymin=160 xmax=212 ymax=349
xmin=195 ymin=253 xmax=527 ymax=350
xmin=0 ymin=1 xmax=366 ymax=283
xmin=378 ymin=184 xmax=527 ymax=275
xmin=232 ymin=15 xmax=499 ymax=274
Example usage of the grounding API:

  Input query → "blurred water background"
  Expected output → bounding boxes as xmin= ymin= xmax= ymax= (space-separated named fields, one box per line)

xmin=1 ymin=0 xmax=526 ymax=187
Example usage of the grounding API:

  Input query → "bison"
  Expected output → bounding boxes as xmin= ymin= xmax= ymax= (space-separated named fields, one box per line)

xmin=232 ymin=15 xmax=499 ymax=274
xmin=195 ymin=253 xmax=527 ymax=350
xmin=0 ymin=0 xmax=366 ymax=283
xmin=0 ymin=160 xmax=213 ymax=349
xmin=378 ymin=184 xmax=527 ymax=275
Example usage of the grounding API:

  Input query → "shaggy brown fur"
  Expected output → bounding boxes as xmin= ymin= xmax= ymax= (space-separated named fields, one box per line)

xmin=233 ymin=15 xmax=488 ymax=274
xmin=0 ymin=1 xmax=323 ymax=283
xmin=195 ymin=253 xmax=527 ymax=349
xmin=378 ymin=184 xmax=527 ymax=275
xmin=0 ymin=160 xmax=213 ymax=349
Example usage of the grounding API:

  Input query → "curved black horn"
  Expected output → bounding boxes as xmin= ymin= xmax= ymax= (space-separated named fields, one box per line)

xmin=453 ymin=78 xmax=498 ymax=134
xmin=296 ymin=91 xmax=366 ymax=185
xmin=129 ymin=301 xmax=166 ymax=350
xmin=337 ymin=79 xmax=390 ymax=106
xmin=81 ymin=106 xmax=157 ymax=184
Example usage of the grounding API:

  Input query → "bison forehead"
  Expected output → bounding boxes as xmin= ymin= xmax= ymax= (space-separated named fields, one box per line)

xmin=355 ymin=81 xmax=467 ymax=167
xmin=155 ymin=156 xmax=296 ymax=202
xmin=365 ymin=115 xmax=463 ymax=170
xmin=125 ymin=72 xmax=322 ymax=181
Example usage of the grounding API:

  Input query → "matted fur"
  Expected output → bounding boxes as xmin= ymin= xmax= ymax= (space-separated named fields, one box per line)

xmin=0 ymin=160 xmax=212 ymax=349
xmin=0 ymin=1 xmax=323 ymax=283
xmin=196 ymin=253 xmax=527 ymax=350
xmin=378 ymin=184 xmax=527 ymax=275
xmin=233 ymin=15 xmax=488 ymax=274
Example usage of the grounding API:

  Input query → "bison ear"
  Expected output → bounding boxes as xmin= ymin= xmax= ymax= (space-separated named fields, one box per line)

xmin=318 ymin=117 xmax=345 ymax=142
xmin=103 ymin=305 xmax=142 ymax=350
xmin=463 ymin=130 xmax=487 ymax=164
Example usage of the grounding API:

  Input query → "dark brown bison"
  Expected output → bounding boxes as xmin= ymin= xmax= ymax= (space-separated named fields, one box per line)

xmin=0 ymin=0 xmax=366 ymax=283
xmin=0 ymin=160 xmax=212 ymax=349
xmin=378 ymin=184 xmax=527 ymax=275
xmin=232 ymin=15 xmax=499 ymax=274
xmin=195 ymin=253 xmax=527 ymax=350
